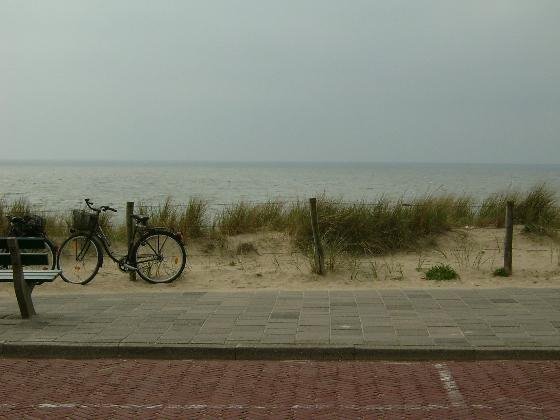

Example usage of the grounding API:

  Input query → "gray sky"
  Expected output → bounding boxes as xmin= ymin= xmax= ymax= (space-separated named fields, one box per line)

xmin=1 ymin=1 xmax=559 ymax=163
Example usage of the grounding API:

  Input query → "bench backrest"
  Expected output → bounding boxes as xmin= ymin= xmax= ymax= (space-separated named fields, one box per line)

xmin=0 ymin=237 xmax=50 ymax=267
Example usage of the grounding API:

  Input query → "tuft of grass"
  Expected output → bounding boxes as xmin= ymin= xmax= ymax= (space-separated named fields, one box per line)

xmin=138 ymin=197 xmax=210 ymax=240
xmin=139 ymin=197 xmax=178 ymax=228
xmin=477 ymin=192 xmax=520 ymax=227
xmin=517 ymin=184 xmax=559 ymax=235
xmin=217 ymin=201 xmax=287 ymax=235
xmin=493 ymin=267 xmax=510 ymax=277
xmin=8 ymin=197 xmax=32 ymax=217
xmin=178 ymin=198 xmax=208 ymax=239
xmin=0 ymin=198 xmax=8 ymax=234
xmin=476 ymin=184 xmax=559 ymax=233
xmin=43 ymin=212 xmax=69 ymax=239
xmin=425 ymin=264 xmax=459 ymax=281
xmin=235 ymin=242 xmax=259 ymax=255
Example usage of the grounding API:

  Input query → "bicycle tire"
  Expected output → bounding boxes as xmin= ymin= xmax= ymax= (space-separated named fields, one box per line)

xmin=132 ymin=230 xmax=186 ymax=284
xmin=43 ymin=238 xmax=57 ymax=270
xmin=57 ymin=234 xmax=102 ymax=285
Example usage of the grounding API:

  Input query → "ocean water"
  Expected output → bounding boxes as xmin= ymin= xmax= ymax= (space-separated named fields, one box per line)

xmin=1 ymin=161 xmax=559 ymax=212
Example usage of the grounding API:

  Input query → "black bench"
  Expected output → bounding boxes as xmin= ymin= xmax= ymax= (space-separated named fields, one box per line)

xmin=0 ymin=237 xmax=61 ymax=318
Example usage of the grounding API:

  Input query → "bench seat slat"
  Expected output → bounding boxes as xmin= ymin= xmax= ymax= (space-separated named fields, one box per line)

xmin=0 ymin=270 xmax=61 ymax=281
xmin=0 ymin=253 xmax=50 ymax=266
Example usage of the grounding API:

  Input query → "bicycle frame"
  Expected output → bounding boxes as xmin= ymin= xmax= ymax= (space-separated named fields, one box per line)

xmin=81 ymin=222 xmax=140 ymax=265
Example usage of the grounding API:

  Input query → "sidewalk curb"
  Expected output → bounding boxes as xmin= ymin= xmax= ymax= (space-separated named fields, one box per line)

xmin=2 ymin=342 xmax=560 ymax=361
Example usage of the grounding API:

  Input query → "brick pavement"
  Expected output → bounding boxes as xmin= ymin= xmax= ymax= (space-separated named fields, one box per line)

xmin=0 ymin=288 xmax=560 ymax=358
xmin=0 ymin=359 xmax=559 ymax=418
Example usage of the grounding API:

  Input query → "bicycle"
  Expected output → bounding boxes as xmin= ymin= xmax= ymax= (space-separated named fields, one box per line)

xmin=1 ymin=214 xmax=57 ymax=270
xmin=57 ymin=199 xmax=187 ymax=285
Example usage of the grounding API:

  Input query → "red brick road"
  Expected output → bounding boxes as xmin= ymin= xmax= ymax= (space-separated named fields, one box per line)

xmin=1 ymin=359 xmax=559 ymax=419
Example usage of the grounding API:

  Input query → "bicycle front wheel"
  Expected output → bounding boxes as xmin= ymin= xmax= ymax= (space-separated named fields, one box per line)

xmin=57 ymin=234 xmax=102 ymax=285
xmin=133 ymin=231 xmax=186 ymax=284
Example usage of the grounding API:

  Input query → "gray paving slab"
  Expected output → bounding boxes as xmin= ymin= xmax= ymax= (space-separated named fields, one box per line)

xmin=0 ymin=288 xmax=560 ymax=359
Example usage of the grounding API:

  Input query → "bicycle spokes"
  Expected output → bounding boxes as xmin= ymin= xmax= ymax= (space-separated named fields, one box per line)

xmin=58 ymin=236 xmax=100 ymax=285
xmin=135 ymin=233 xmax=185 ymax=283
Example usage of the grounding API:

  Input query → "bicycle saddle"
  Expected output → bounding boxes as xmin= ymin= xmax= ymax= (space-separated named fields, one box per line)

xmin=132 ymin=214 xmax=150 ymax=224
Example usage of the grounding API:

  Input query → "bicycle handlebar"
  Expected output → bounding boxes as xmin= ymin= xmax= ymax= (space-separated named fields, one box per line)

xmin=84 ymin=199 xmax=117 ymax=213
xmin=85 ymin=198 xmax=96 ymax=211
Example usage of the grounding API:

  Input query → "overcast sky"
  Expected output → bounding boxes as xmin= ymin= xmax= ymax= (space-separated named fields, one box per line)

xmin=1 ymin=1 xmax=559 ymax=163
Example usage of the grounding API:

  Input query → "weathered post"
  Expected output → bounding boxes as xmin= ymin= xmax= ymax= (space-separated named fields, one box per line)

xmin=309 ymin=197 xmax=325 ymax=275
xmin=126 ymin=201 xmax=136 ymax=281
xmin=503 ymin=201 xmax=514 ymax=276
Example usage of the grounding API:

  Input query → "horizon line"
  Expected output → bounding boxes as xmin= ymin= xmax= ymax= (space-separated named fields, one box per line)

xmin=0 ymin=158 xmax=560 ymax=166
xmin=1 ymin=158 xmax=559 ymax=166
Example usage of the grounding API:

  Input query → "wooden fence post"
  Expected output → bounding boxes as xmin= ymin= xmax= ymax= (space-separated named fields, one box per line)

xmin=309 ymin=197 xmax=325 ymax=275
xmin=503 ymin=201 xmax=514 ymax=276
xmin=126 ymin=201 xmax=136 ymax=281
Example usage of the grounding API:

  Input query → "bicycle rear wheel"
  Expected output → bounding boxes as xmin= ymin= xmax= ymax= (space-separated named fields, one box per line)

xmin=57 ymin=234 xmax=102 ymax=285
xmin=133 ymin=231 xmax=186 ymax=284
xmin=38 ymin=238 xmax=57 ymax=270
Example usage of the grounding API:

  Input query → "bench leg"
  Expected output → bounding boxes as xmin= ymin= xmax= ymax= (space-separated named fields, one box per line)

xmin=8 ymin=238 xmax=36 ymax=319
xmin=13 ymin=278 xmax=36 ymax=319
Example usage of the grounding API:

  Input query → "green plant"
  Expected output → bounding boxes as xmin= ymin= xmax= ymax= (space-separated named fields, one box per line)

xmin=425 ymin=264 xmax=459 ymax=281
xmin=236 ymin=242 xmax=259 ymax=255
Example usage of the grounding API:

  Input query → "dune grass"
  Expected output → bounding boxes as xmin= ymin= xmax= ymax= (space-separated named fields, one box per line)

xmin=287 ymin=195 xmax=480 ymax=256
xmin=138 ymin=197 xmax=208 ymax=240
xmin=1 ymin=185 xmax=558 ymax=258
xmin=476 ymin=184 xmax=560 ymax=234
xmin=0 ymin=197 xmax=68 ymax=239
xmin=288 ymin=185 xmax=559 ymax=256
xmin=216 ymin=201 xmax=288 ymax=235
xmin=517 ymin=184 xmax=559 ymax=235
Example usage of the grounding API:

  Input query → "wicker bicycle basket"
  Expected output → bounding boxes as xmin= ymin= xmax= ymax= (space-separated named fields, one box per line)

xmin=72 ymin=210 xmax=98 ymax=231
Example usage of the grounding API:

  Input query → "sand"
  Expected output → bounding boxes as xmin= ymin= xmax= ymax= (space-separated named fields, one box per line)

xmin=1 ymin=226 xmax=559 ymax=297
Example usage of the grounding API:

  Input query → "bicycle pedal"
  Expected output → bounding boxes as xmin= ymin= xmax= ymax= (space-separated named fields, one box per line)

xmin=122 ymin=264 xmax=138 ymax=271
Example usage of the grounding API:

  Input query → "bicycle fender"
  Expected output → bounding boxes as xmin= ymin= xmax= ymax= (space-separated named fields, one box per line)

xmin=146 ymin=228 xmax=183 ymax=241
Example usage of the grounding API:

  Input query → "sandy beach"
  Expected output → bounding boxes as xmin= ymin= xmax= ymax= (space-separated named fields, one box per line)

xmin=1 ymin=226 xmax=558 ymax=297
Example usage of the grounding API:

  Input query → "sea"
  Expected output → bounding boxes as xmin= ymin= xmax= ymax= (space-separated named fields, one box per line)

xmin=1 ymin=161 xmax=559 ymax=213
